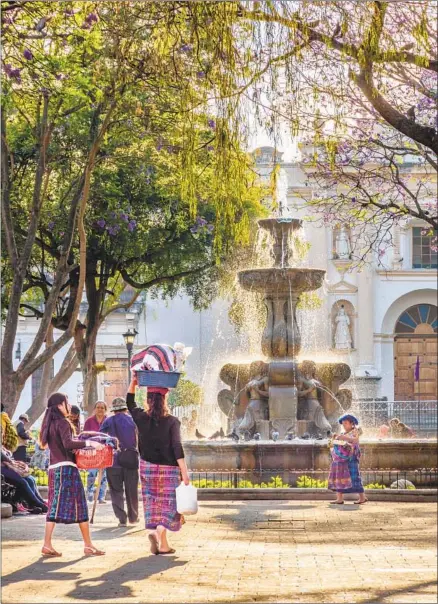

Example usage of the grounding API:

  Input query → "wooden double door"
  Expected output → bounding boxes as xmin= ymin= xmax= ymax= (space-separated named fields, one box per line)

xmin=394 ymin=334 xmax=437 ymax=401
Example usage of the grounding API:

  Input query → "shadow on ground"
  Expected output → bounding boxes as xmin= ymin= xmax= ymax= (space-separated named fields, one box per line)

xmin=66 ymin=556 xmax=186 ymax=600
xmin=2 ymin=555 xmax=187 ymax=601
xmin=208 ymin=579 xmax=437 ymax=604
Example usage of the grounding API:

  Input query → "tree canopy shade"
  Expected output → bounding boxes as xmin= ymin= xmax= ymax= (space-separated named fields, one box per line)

xmin=1 ymin=1 xmax=265 ymax=416
xmin=218 ymin=1 xmax=438 ymax=255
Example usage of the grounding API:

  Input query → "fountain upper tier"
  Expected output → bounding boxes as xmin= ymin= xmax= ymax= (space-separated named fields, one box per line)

xmin=239 ymin=267 xmax=325 ymax=295
xmin=258 ymin=217 xmax=302 ymax=268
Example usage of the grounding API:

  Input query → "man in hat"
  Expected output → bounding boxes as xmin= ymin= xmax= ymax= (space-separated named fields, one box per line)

xmin=13 ymin=413 xmax=33 ymax=462
xmin=101 ymin=398 xmax=139 ymax=527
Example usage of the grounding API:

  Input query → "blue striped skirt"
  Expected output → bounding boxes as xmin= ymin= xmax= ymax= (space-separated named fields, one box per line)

xmin=46 ymin=465 xmax=89 ymax=524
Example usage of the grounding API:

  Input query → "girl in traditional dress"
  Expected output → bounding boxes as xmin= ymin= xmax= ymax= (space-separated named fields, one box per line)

xmin=328 ymin=413 xmax=367 ymax=505
xmin=39 ymin=392 xmax=105 ymax=557
xmin=127 ymin=375 xmax=190 ymax=555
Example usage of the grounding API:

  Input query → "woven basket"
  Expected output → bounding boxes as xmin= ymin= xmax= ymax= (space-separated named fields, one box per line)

xmin=75 ymin=445 xmax=114 ymax=470
xmin=136 ymin=370 xmax=181 ymax=388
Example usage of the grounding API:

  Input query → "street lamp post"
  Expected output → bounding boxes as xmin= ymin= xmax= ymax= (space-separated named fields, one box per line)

xmin=122 ymin=328 xmax=138 ymax=384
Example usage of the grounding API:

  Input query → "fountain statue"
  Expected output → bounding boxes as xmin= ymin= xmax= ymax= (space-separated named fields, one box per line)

xmin=219 ymin=186 xmax=352 ymax=441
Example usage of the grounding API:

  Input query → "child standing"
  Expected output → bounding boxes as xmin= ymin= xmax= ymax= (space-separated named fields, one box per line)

xmin=328 ymin=413 xmax=367 ymax=505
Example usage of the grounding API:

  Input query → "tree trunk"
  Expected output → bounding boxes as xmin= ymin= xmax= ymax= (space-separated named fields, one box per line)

xmin=25 ymin=340 xmax=79 ymax=427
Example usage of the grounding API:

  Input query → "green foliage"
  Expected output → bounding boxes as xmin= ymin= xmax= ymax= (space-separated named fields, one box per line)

xmin=297 ymin=292 xmax=323 ymax=311
xmin=168 ymin=378 xmax=203 ymax=409
xmin=364 ymin=483 xmax=386 ymax=490
xmin=297 ymin=475 xmax=328 ymax=489
xmin=191 ymin=475 xmax=289 ymax=489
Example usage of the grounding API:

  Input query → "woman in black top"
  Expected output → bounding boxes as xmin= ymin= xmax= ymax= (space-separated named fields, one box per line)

xmin=127 ymin=375 xmax=189 ymax=555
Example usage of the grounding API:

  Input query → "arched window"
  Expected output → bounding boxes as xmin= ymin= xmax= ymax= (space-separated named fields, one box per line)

xmin=395 ymin=304 xmax=437 ymax=334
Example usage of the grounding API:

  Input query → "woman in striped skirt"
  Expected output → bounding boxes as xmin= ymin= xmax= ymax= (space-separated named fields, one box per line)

xmin=39 ymin=393 xmax=105 ymax=557
xmin=127 ymin=375 xmax=190 ymax=555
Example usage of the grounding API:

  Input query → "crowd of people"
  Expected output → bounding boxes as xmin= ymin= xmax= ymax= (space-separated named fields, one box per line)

xmin=2 ymin=387 xmax=416 ymax=558
xmin=1 ymin=374 xmax=188 ymax=557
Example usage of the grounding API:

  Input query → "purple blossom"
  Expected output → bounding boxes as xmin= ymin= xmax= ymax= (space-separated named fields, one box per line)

xmin=206 ymin=145 xmax=214 ymax=152
xmin=119 ymin=212 xmax=129 ymax=222
xmin=47 ymin=221 xmax=55 ymax=231
xmin=10 ymin=68 xmax=21 ymax=80
xmin=128 ymin=220 xmax=137 ymax=232
xmin=208 ymin=119 xmax=216 ymax=129
xmin=107 ymin=224 xmax=120 ymax=236
xmin=110 ymin=211 xmax=117 ymax=219
xmin=196 ymin=71 xmax=205 ymax=79
xmin=179 ymin=44 xmax=192 ymax=53
xmin=156 ymin=141 xmax=164 ymax=151
xmin=55 ymin=73 xmax=67 ymax=81
xmin=207 ymin=224 xmax=214 ymax=233
xmin=196 ymin=217 xmax=207 ymax=226
xmin=3 ymin=64 xmax=13 ymax=76
xmin=96 ymin=219 xmax=106 ymax=228
xmin=85 ymin=12 xmax=98 ymax=24
xmin=23 ymin=49 xmax=33 ymax=61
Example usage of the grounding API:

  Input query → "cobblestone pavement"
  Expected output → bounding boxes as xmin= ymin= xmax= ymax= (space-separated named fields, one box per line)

xmin=2 ymin=500 xmax=437 ymax=604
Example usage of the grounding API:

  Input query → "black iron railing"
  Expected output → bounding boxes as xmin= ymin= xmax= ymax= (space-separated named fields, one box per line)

xmin=187 ymin=469 xmax=437 ymax=489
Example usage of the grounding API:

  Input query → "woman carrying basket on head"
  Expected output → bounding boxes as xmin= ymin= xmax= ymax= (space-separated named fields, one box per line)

xmin=39 ymin=392 xmax=105 ymax=557
xmin=127 ymin=374 xmax=190 ymax=555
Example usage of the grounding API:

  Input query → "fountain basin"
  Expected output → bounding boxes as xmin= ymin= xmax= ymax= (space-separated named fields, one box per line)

xmin=183 ymin=440 xmax=437 ymax=473
xmin=258 ymin=218 xmax=303 ymax=233
xmin=238 ymin=268 xmax=325 ymax=295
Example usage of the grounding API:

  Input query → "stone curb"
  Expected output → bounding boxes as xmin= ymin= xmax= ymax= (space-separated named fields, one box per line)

xmin=37 ymin=486 xmax=436 ymax=503
xmin=197 ymin=488 xmax=437 ymax=502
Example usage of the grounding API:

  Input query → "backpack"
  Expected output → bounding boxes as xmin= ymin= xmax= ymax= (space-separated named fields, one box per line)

xmin=1 ymin=414 xmax=19 ymax=453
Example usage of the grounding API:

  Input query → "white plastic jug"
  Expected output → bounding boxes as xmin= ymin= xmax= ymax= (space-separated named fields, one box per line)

xmin=175 ymin=482 xmax=198 ymax=515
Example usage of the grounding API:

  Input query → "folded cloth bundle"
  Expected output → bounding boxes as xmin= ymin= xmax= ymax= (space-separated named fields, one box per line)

xmin=131 ymin=342 xmax=192 ymax=374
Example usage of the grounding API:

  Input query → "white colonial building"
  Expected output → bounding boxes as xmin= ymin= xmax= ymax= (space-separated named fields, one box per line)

xmin=12 ymin=147 xmax=437 ymax=421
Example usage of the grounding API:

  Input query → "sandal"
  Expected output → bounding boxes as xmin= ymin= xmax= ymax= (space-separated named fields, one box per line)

xmin=354 ymin=498 xmax=368 ymax=505
xmin=331 ymin=501 xmax=344 ymax=505
xmin=158 ymin=548 xmax=176 ymax=555
xmin=148 ymin=534 xmax=159 ymax=555
xmin=41 ymin=546 xmax=62 ymax=558
xmin=84 ymin=546 xmax=105 ymax=556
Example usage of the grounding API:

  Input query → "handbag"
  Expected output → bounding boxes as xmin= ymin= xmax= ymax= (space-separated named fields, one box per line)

xmin=112 ymin=417 xmax=139 ymax=470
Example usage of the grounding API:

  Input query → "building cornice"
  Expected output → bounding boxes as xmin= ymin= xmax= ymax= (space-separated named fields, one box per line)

xmin=377 ymin=270 xmax=437 ymax=280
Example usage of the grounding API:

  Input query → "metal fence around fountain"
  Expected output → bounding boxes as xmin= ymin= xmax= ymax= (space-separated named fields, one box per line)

xmin=352 ymin=400 xmax=437 ymax=436
xmin=28 ymin=467 xmax=438 ymax=489
xmin=187 ymin=469 xmax=438 ymax=489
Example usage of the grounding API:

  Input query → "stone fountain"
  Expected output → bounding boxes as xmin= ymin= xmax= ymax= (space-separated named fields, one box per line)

xmin=217 ymin=211 xmax=350 ymax=441
xmin=182 ymin=175 xmax=436 ymax=476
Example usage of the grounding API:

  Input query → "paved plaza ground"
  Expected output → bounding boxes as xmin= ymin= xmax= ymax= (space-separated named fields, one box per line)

xmin=1 ymin=500 xmax=437 ymax=604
